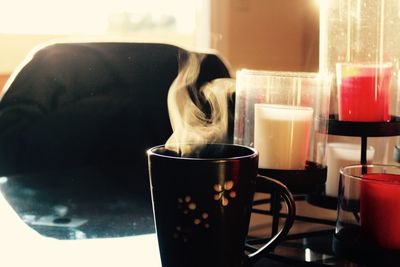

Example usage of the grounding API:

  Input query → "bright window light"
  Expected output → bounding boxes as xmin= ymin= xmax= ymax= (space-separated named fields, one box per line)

xmin=0 ymin=0 xmax=210 ymax=73
xmin=0 ymin=0 xmax=198 ymax=36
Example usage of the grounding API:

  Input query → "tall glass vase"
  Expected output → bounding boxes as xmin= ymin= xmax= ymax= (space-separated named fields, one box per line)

xmin=319 ymin=0 xmax=400 ymax=189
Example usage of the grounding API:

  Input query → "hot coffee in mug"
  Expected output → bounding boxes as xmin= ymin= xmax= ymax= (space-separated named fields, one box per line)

xmin=147 ymin=143 xmax=295 ymax=267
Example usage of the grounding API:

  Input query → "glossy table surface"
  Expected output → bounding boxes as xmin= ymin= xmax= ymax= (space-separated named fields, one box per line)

xmin=0 ymin=164 xmax=373 ymax=267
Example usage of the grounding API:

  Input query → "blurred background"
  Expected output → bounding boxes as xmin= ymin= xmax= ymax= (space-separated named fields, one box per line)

xmin=0 ymin=0 xmax=320 ymax=89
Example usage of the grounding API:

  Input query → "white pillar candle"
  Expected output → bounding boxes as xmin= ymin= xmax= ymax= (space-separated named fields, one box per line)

xmin=254 ymin=104 xmax=313 ymax=170
xmin=326 ymin=142 xmax=375 ymax=197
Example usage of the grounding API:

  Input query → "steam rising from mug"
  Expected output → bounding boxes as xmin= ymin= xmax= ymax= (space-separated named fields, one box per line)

xmin=165 ymin=53 xmax=234 ymax=156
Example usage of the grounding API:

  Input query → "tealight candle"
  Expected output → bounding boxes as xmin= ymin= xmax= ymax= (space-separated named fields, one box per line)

xmin=360 ymin=173 xmax=400 ymax=250
xmin=336 ymin=63 xmax=392 ymax=122
xmin=254 ymin=104 xmax=313 ymax=170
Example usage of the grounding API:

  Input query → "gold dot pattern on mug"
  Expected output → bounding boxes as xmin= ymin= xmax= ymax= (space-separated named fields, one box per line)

xmin=213 ymin=180 xmax=237 ymax=206
xmin=174 ymin=195 xmax=210 ymax=242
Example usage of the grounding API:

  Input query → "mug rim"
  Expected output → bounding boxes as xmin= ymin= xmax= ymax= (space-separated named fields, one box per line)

xmin=340 ymin=164 xmax=400 ymax=185
xmin=147 ymin=143 xmax=258 ymax=161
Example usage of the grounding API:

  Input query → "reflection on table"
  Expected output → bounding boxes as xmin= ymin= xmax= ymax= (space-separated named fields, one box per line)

xmin=0 ymin=164 xmax=372 ymax=267
xmin=0 ymin=163 xmax=162 ymax=267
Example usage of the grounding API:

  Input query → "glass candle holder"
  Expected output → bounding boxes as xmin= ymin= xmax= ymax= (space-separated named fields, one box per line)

xmin=234 ymin=69 xmax=331 ymax=171
xmin=336 ymin=62 xmax=393 ymax=122
xmin=335 ymin=164 xmax=400 ymax=252
xmin=320 ymin=0 xmax=400 ymax=122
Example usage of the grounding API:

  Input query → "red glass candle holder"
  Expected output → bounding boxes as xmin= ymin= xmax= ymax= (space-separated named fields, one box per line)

xmin=336 ymin=63 xmax=393 ymax=122
xmin=320 ymin=1 xmax=400 ymax=122
xmin=336 ymin=164 xmax=400 ymax=251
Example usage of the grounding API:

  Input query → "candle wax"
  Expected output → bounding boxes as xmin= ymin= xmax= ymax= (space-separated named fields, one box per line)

xmin=360 ymin=173 xmax=400 ymax=250
xmin=254 ymin=104 xmax=313 ymax=170
xmin=326 ymin=143 xmax=374 ymax=197
xmin=338 ymin=64 xmax=392 ymax=122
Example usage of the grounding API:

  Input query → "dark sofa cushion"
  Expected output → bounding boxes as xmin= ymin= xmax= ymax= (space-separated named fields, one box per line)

xmin=0 ymin=42 xmax=231 ymax=176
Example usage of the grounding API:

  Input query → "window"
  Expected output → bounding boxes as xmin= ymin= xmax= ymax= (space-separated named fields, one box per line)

xmin=0 ymin=0 xmax=210 ymax=74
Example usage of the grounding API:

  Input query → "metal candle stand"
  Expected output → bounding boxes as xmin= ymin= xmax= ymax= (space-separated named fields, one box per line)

xmin=307 ymin=114 xmax=400 ymax=209
xmin=328 ymin=115 xmax=400 ymax=265
xmin=248 ymin=114 xmax=400 ymax=264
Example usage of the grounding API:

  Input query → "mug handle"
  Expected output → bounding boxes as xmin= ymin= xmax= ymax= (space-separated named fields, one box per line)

xmin=245 ymin=175 xmax=296 ymax=261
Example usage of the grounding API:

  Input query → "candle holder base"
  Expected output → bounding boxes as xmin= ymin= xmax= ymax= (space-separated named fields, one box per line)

xmin=258 ymin=162 xmax=326 ymax=194
xmin=333 ymin=225 xmax=400 ymax=266
xmin=328 ymin=114 xmax=400 ymax=137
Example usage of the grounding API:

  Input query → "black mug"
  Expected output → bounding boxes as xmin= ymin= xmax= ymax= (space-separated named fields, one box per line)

xmin=147 ymin=143 xmax=295 ymax=267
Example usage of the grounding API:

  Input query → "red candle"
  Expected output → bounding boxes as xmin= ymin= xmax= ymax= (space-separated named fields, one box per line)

xmin=337 ymin=63 xmax=392 ymax=122
xmin=360 ymin=173 xmax=400 ymax=250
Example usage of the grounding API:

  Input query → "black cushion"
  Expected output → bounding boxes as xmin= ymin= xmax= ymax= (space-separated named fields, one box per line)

xmin=0 ymin=42 xmax=231 ymax=176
